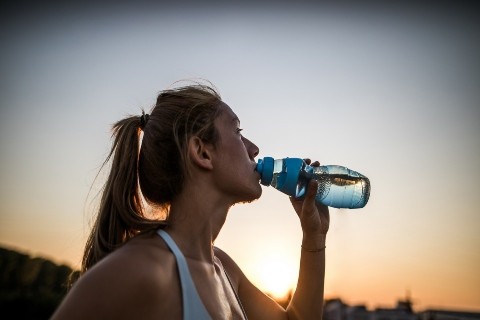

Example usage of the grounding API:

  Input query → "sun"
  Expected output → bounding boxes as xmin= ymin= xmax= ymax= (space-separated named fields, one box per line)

xmin=254 ymin=252 xmax=297 ymax=299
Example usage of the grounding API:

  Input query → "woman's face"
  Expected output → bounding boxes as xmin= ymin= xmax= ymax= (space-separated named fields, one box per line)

xmin=210 ymin=102 xmax=262 ymax=204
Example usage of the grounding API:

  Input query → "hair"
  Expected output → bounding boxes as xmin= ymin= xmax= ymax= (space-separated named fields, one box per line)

xmin=81 ymin=83 xmax=222 ymax=275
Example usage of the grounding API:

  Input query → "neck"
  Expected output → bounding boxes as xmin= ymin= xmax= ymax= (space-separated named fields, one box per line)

xmin=165 ymin=181 xmax=231 ymax=264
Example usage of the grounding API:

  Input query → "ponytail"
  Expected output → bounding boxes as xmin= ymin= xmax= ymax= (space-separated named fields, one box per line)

xmin=80 ymin=83 xmax=221 ymax=276
xmin=81 ymin=115 xmax=164 ymax=274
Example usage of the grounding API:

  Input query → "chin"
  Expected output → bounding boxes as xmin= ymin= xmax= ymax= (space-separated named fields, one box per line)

xmin=236 ymin=187 xmax=262 ymax=205
xmin=245 ymin=186 xmax=263 ymax=203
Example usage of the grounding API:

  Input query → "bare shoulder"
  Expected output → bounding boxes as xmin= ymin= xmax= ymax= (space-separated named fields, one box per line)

xmin=213 ymin=247 xmax=286 ymax=318
xmin=213 ymin=247 xmax=235 ymax=270
xmin=52 ymin=232 xmax=181 ymax=320
xmin=213 ymin=247 xmax=245 ymax=286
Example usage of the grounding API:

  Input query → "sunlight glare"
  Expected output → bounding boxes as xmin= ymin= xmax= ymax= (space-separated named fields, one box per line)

xmin=255 ymin=252 xmax=297 ymax=299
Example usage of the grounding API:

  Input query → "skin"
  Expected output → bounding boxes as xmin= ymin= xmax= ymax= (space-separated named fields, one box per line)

xmin=51 ymin=102 xmax=330 ymax=320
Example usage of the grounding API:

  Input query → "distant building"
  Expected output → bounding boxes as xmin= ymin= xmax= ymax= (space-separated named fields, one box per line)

xmin=347 ymin=304 xmax=371 ymax=320
xmin=324 ymin=299 xmax=347 ymax=320
xmin=372 ymin=299 xmax=416 ymax=320
xmin=418 ymin=310 xmax=480 ymax=320
xmin=324 ymin=298 xmax=480 ymax=320
xmin=324 ymin=298 xmax=382 ymax=320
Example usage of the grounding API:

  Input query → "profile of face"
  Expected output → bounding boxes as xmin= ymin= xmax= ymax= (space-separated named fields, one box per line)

xmin=209 ymin=102 xmax=262 ymax=204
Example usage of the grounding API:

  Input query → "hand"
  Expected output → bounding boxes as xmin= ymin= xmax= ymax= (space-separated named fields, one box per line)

xmin=289 ymin=159 xmax=330 ymax=237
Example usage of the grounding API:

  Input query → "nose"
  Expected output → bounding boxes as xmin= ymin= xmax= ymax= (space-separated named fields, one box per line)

xmin=242 ymin=136 xmax=259 ymax=160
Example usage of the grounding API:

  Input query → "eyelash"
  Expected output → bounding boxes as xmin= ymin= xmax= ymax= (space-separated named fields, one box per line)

xmin=237 ymin=128 xmax=243 ymax=134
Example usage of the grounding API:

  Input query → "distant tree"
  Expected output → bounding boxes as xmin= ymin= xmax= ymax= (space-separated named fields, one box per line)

xmin=0 ymin=247 xmax=78 ymax=319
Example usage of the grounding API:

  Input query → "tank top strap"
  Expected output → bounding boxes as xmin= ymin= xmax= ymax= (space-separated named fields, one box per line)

xmin=156 ymin=229 xmax=211 ymax=320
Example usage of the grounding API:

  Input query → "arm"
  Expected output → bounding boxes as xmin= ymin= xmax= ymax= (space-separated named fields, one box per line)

xmin=219 ymin=161 xmax=329 ymax=320
xmin=287 ymin=176 xmax=329 ymax=319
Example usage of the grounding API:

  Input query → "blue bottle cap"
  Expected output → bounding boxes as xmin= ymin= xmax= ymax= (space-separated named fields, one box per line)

xmin=257 ymin=157 xmax=274 ymax=186
xmin=279 ymin=158 xmax=304 ymax=196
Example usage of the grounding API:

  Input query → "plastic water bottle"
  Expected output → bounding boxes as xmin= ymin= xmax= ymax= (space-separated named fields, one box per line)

xmin=256 ymin=157 xmax=370 ymax=209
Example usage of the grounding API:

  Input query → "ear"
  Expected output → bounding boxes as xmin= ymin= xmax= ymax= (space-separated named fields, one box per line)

xmin=188 ymin=136 xmax=214 ymax=170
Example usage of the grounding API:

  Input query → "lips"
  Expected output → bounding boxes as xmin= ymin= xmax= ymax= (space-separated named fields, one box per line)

xmin=252 ymin=162 xmax=261 ymax=180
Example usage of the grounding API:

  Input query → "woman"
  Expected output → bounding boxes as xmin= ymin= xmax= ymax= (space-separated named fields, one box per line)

xmin=52 ymin=83 xmax=329 ymax=319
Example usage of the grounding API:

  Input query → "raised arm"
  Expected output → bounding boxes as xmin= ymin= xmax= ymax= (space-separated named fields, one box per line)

xmin=287 ymin=176 xmax=329 ymax=319
xmin=219 ymin=161 xmax=330 ymax=320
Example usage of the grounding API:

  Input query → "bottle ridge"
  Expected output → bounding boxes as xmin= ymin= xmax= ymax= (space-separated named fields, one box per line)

xmin=256 ymin=157 xmax=370 ymax=209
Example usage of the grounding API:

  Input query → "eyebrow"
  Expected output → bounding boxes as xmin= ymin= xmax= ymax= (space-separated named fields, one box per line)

xmin=231 ymin=116 xmax=240 ymax=124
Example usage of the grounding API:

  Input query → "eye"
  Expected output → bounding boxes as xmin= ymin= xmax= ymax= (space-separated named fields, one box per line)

xmin=236 ymin=128 xmax=243 ymax=134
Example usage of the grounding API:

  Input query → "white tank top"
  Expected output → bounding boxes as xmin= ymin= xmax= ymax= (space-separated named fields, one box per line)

xmin=157 ymin=229 xmax=248 ymax=320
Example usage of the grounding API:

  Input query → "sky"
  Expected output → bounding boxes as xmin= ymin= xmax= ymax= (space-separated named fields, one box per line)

xmin=1 ymin=1 xmax=479 ymax=312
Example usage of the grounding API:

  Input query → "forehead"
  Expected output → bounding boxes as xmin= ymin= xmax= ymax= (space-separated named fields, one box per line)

xmin=218 ymin=102 xmax=239 ymax=123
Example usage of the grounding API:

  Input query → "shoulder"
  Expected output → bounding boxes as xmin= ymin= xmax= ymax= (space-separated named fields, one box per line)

xmin=213 ymin=246 xmax=235 ymax=266
xmin=213 ymin=247 xmax=286 ymax=318
xmin=94 ymin=232 xmax=176 ymax=285
xmin=98 ymin=233 xmax=177 ymax=287
xmin=52 ymin=232 xmax=182 ymax=319
xmin=213 ymin=247 xmax=245 ymax=288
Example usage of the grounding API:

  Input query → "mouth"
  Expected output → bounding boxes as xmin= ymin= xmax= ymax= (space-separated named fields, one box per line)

xmin=252 ymin=163 xmax=261 ymax=179
xmin=254 ymin=170 xmax=261 ymax=182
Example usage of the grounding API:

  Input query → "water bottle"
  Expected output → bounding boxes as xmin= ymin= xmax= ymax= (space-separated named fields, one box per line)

xmin=256 ymin=157 xmax=370 ymax=209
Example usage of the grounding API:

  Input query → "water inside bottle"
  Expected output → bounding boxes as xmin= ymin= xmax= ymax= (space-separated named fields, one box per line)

xmin=313 ymin=170 xmax=370 ymax=208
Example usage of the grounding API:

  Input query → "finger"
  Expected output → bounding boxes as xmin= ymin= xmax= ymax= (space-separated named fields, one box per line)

xmin=311 ymin=160 xmax=320 ymax=167
xmin=304 ymin=158 xmax=311 ymax=165
xmin=305 ymin=179 xmax=318 ymax=202
xmin=300 ymin=180 xmax=320 ymax=224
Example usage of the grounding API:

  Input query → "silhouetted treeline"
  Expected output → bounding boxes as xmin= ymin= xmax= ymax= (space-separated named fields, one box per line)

xmin=0 ymin=246 xmax=79 ymax=320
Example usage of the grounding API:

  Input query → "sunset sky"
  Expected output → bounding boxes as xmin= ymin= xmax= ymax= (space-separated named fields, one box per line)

xmin=1 ymin=1 xmax=479 ymax=312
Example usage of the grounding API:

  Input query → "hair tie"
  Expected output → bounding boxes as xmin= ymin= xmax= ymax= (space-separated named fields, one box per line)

xmin=140 ymin=112 xmax=150 ymax=129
